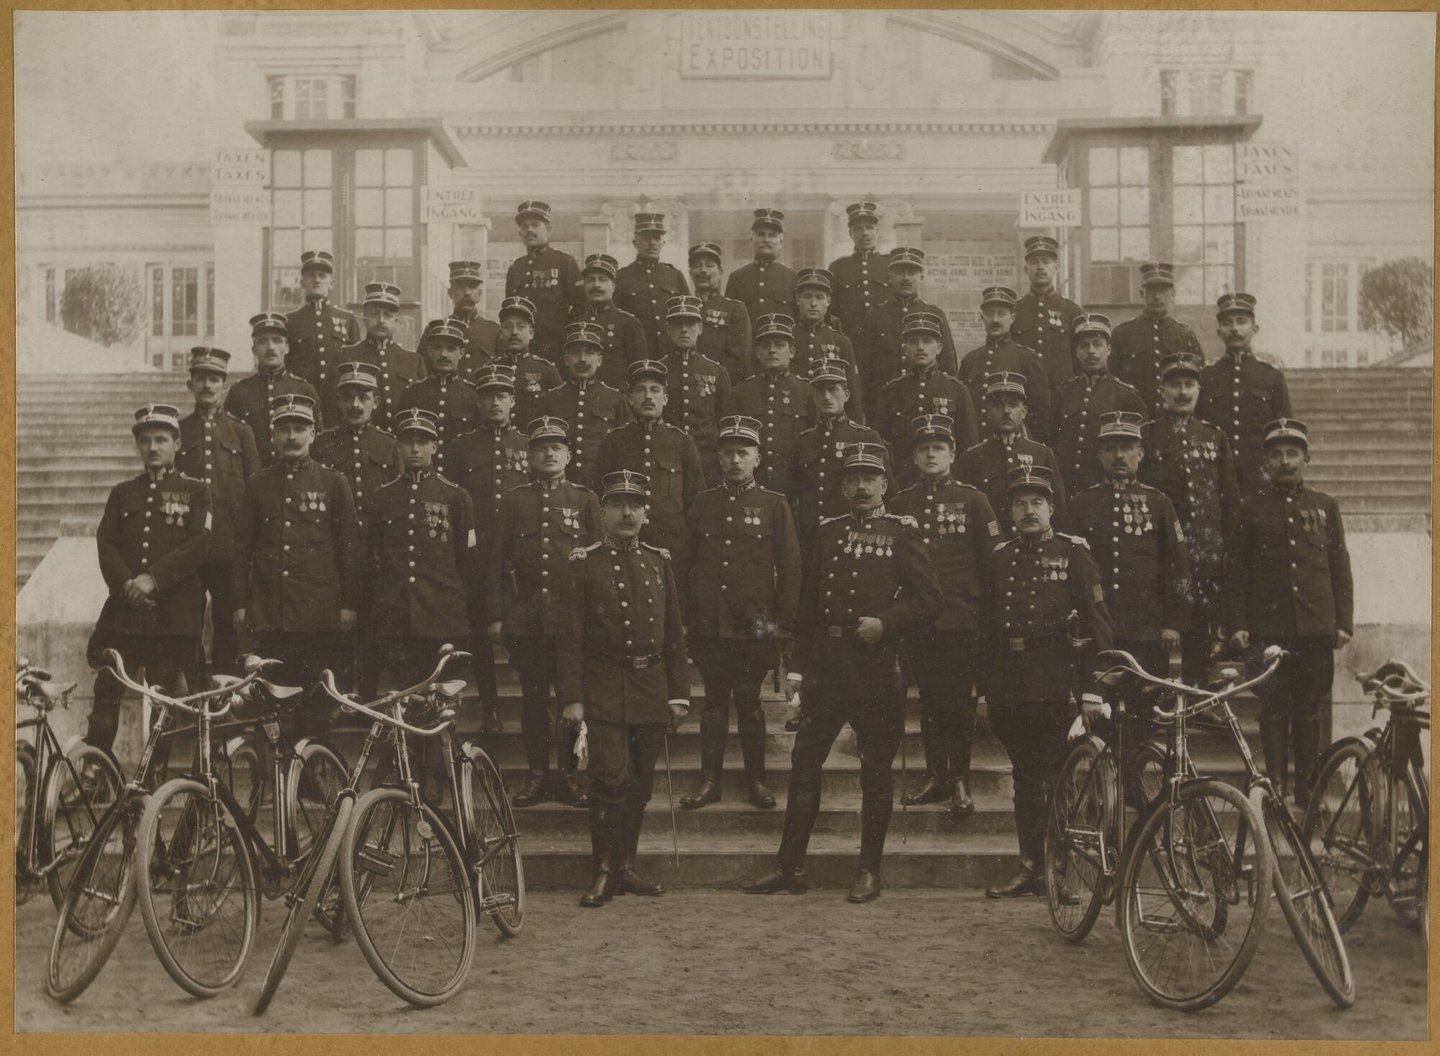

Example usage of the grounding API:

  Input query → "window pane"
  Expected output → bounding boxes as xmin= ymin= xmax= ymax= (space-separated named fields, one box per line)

xmin=1173 ymin=225 xmax=1204 ymax=265
xmin=1173 ymin=186 xmax=1204 ymax=226
xmin=273 ymin=150 xmax=302 ymax=188
xmin=1119 ymin=147 xmax=1149 ymax=186
xmin=1204 ymin=185 xmax=1234 ymax=224
xmin=1119 ymin=186 xmax=1150 ymax=226
xmin=269 ymin=77 xmax=284 ymax=120
xmin=304 ymin=228 xmax=333 ymax=254
xmin=303 ymin=188 xmax=331 ymax=226
xmin=1120 ymin=227 xmax=1151 ymax=262
xmin=1160 ymin=72 xmax=1178 ymax=116
xmin=355 ymin=149 xmax=383 ymax=188
xmin=1173 ymin=145 xmax=1203 ymax=185
xmin=355 ymin=228 xmax=384 ymax=259
xmin=272 ymin=228 xmax=301 ymax=265
xmin=385 ymin=228 xmax=414 ymax=261
xmin=1203 ymin=143 xmax=1234 ymax=184
xmin=1089 ymin=187 xmax=1118 ymax=226
xmin=1088 ymin=146 xmax=1117 ymax=187
xmin=355 ymin=188 xmax=383 ymax=226
xmin=1205 ymin=224 xmax=1235 ymax=263
xmin=303 ymin=149 xmax=332 ymax=187
xmin=1090 ymin=227 xmax=1119 ymax=263
xmin=273 ymin=189 xmax=302 ymax=227
xmin=385 ymin=148 xmax=413 ymax=187
xmin=385 ymin=187 xmax=413 ymax=226
xmin=206 ymin=265 xmax=214 ymax=338
xmin=1205 ymin=265 xmax=1235 ymax=303
xmin=151 ymin=266 xmax=164 ymax=336
xmin=1175 ymin=265 xmax=1204 ymax=305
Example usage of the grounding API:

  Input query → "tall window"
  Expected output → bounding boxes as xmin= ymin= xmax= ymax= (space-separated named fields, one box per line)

xmin=353 ymin=147 xmax=415 ymax=291
xmin=1161 ymin=70 xmax=1253 ymax=116
xmin=1172 ymin=144 xmax=1236 ymax=305
xmin=267 ymin=75 xmax=357 ymax=120
xmin=1321 ymin=262 xmax=1351 ymax=332
xmin=205 ymin=264 xmax=215 ymax=338
xmin=1087 ymin=145 xmax=1150 ymax=301
xmin=171 ymin=267 xmax=199 ymax=337
xmin=270 ymin=148 xmax=334 ymax=308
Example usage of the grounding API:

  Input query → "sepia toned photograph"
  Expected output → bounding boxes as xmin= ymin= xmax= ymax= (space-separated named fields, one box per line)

xmin=11 ymin=6 xmax=1434 ymax=1040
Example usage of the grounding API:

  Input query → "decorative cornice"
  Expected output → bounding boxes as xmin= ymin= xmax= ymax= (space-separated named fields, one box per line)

xmin=454 ymin=121 xmax=1054 ymax=138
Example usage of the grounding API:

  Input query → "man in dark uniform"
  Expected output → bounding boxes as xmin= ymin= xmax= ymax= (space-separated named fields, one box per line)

xmin=177 ymin=348 xmax=258 ymax=678
xmin=233 ymin=394 xmax=362 ymax=739
xmin=874 ymin=310 xmax=979 ymax=488
xmin=724 ymin=208 xmax=798 ymax=323
xmin=430 ymin=259 xmax=500 ymax=372
xmin=453 ymin=365 xmax=532 ymax=733
xmin=955 ymin=372 xmax=1067 ymax=537
xmin=505 ymin=200 xmax=584 ymax=366
xmin=661 ymin=294 xmax=731 ymax=488
xmin=1011 ymin=235 xmax=1084 ymax=390
xmin=958 ymin=284 xmax=1054 ymax=443
xmin=336 ymin=281 xmax=425 ymax=432
xmin=741 ymin=442 xmax=943 ymax=902
xmin=792 ymin=266 xmax=864 ymax=418
xmin=616 ymin=213 xmax=690 ymax=357
xmin=985 ymin=463 xmax=1113 ymax=897
xmin=827 ymin=200 xmax=886 ymax=340
xmin=1109 ymin=262 xmax=1205 ymax=417
xmin=790 ymin=360 xmax=889 ymax=557
xmin=226 ymin=312 xmax=320 ymax=467
xmin=536 ymin=320 xmax=632 ymax=491
xmin=480 ymin=295 xmax=563 ymax=426
xmin=1069 ymin=411 xmax=1190 ymax=677
xmin=678 ymin=415 xmax=801 ymax=811
xmin=730 ymin=314 xmax=814 ymax=499
xmin=1140 ymin=351 xmax=1240 ymax=685
xmin=285 ymin=249 xmax=362 ymax=400
xmin=576 ymin=253 xmax=648 ymax=389
xmin=1196 ymin=292 xmax=1292 ymax=496
xmin=87 ymin=404 xmax=211 ymax=752
xmin=856 ymin=247 xmax=958 ymax=422
xmin=558 ymin=470 xmax=691 ymax=906
xmin=891 ymin=414 xmax=1000 ymax=816
xmin=488 ymin=415 xmax=602 ymax=808
xmin=1226 ymin=418 xmax=1353 ymax=807
xmin=596 ymin=360 xmax=706 ymax=561
xmin=1053 ymin=312 xmax=1147 ymax=497
xmin=400 ymin=318 xmax=479 ymax=481
xmin=688 ymin=241 xmax=752 ymax=390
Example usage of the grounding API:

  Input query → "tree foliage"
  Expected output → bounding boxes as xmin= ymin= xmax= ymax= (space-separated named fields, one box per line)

xmin=1358 ymin=257 xmax=1433 ymax=354
xmin=59 ymin=266 xmax=142 ymax=348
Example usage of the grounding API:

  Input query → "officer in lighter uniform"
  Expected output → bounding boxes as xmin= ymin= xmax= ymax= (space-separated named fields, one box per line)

xmin=616 ymin=213 xmax=690 ymax=357
xmin=575 ymin=253 xmax=648 ymax=389
xmin=725 ymin=208 xmax=799 ymax=322
xmin=890 ymin=414 xmax=999 ymax=816
xmin=661 ymin=294 xmax=732 ymax=488
xmin=1053 ymin=312 xmax=1147 ymax=497
xmin=856 ymin=247 xmax=959 ymax=422
xmin=827 ymin=200 xmax=886 ymax=340
xmin=505 ymin=200 xmax=584 ymax=367
xmin=558 ymin=470 xmax=691 ymax=907
xmin=792 ymin=267 xmax=864 ymax=418
xmin=729 ymin=314 xmax=814 ymax=499
xmin=688 ymin=241 xmax=753 ymax=390
xmin=177 ymin=347 xmax=258 ymax=678
xmin=1069 ymin=411 xmax=1190 ymax=677
xmin=1110 ymin=262 xmax=1205 ymax=416
xmin=226 ymin=312 xmax=320 ymax=467
xmin=874 ymin=310 xmax=979 ymax=488
xmin=1139 ymin=351 xmax=1240 ymax=685
xmin=1011 ymin=235 xmax=1085 ymax=390
xmin=742 ymin=442 xmax=942 ymax=902
xmin=955 ymin=372 xmax=1067 ymax=538
xmin=958 ymin=285 xmax=1054 ymax=443
xmin=336 ymin=281 xmax=426 ymax=432
xmin=678 ymin=415 xmax=801 ymax=811
xmin=285 ymin=249 xmax=362 ymax=400
xmin=1226 ymin=418 xmax=1353 ymax=807
xmin=535 ymin=320 xmax=632 ymax=491
xmin=985 ymin=463 xmax=1113 ymax=898
xmin=87 ymin=404 xmax=212 ymax=752
xmin=400 ymin=318 xmax=479 ymax=481
xmin=1196 ymin=292 xmax=1293 ymax=496
xmin=481 ymin=295 xmax=564 ymax=425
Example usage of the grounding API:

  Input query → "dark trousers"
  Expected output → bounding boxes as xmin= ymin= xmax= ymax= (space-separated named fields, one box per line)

xmin=507 ymin=635 xmax=579 ymax=776
xmin=252 ymin=630 xmax=351 ymax=742
xmin=353 ymin=600 xmax=378 ymax=700
xmin=989 ymin=700 xmax=1071 ymax=866
xmin=1251 ymin=636 xmax=1334 ymax=797
xmin=198 ymin=559 xmax=238 ymax=677
xmin=375 ymin=635 xmax=456 ymax=798
xmin=86 ymin=630 xmax=199 ymax=755
xmin=587 ymin=720 xmax=666 ymax=873
xmin=1180 ymin=577 xmax=1223 ymax=686
xmin=469 ymin=628 xmax=500 ymax=709
xmin=691 ymin=638 xmax=774 ymax=783
xmin=907 ymin=631 xmax=981 ymax=783
xmin=778 ymin=695 xmax=903 ymax=874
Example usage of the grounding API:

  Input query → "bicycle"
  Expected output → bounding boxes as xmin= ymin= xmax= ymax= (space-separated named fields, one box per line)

xmin=1304 ymin=659 xmax=1429 ymax=943
xmin=15 ymin=659 xmax=123 ymax=910
xmin=1046 ymin=648 xmax=1276 ymax=1011
xmin=319 ymin=644 xmax=526 ymax=1007
xmin=128 ymin=654 xmax=350 ymax=998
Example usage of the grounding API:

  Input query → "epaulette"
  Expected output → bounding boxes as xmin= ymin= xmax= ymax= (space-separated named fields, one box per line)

xmin=505 ymin=482 xmax=531 ymax=493
xmin=541 ymin=381 xmax=566 ymax=394
xmin=640 ymin=542 xmax=672 ymax=561
xmin=224 ymin=410 xmax=246 ymax=425
xmin=569 ymin=541 xmax=603 ymax=561
xmin=994 ymin=537 xmax=1018 ymax=551
xmin=435 ymin=472 xmax=460 ymax=488
xmin=1058 ymin=532 xmax=1090 ymax=550
xmin=819 ymin=513 xmax=850 ymax=526
xmin=879 ymin=512 xmax=919 ymax=529
xmin=177 ymin=472 xmax=204 ymax=486
xmin=959 ymin=440 xmax=987 ymax=456
xmin=1114 ymin=377 xmax=1139 ymax=391
xmin=374 ymin=426 xmax=395 ymax=438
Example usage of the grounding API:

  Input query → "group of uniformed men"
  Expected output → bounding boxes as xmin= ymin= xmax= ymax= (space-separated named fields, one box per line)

xmin=88 ymin=199 xmax=1353 ymax=907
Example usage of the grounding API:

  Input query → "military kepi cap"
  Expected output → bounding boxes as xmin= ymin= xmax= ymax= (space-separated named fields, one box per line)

xmin=902 ymin=310 xmax=944 ymax=338
xmin=471 ymin=364 xmax=516 ymax=393
xmin=299 ymin=249 xmax=335 ymax=274
xmin=795 ymin=267 xmax=833 ymax=294
xmin=841 ymin=442 xmax=889 ymax=476
xmin=665 ymin=295 xmax=704 ymax=322
xmin=846 ymin=201 xmax=880 ymax=224
xmin=1024 ymin=235 xmax=1060 ymax=260
xmin=425 ymin=318 xmax=468 ymax=346
xmin=269 ymin=393 xmax=316 ymax=426
xmin=980 ymin=285 xmax=1018 ymax=310
xmin=602 ymin=469 xmax=649 ymax=502
xmin=515 ymin=200 xmax=552 ymax=224
xmin=335 ymin=361 xmax=380 ymax=391
xmin=1072 ymin=312 xmax=1112 ymax=342
xmin=564 ymin=320 xmax=605 ymax=350
xmin=718 ymin=415 xmax=762 ymax=447
xmin=1140 ymin=262 xmax=1175 ymax=288
xmin=1159 ymin=351 xmax=1204 ymax=380
xmin=1263 ymin=417 xmax=1309 ymax=450
xmin=634 ymin=212 xmax=667 ymax=234
xmin=583 ymin=253 xmax=619 ymax=280
xmin=754 ymin=313 xmax=795 ymax=341
xmin=363 ymin=281 xmax=402 ymax=309
xmin=751 ymin=208 xmax=785 ymax=232
xmin=448 ymin=260 xmax=483 ymax=283
xmin=911 ymin=413 xmax=954 ymax=444
xmin=1216 ymin=291 xmax=1258 ymax=318
xmin=1006 ymin=463 xmax=1054 ymax=497
xmin=982 ymin=371 xmax=1028 ymax=401
xmin=1098 ymin=410 xmax=1145 ymax=442
xmin=394 ymin=407 xmax=440 ymax=438
xmin=132 ymin=403 xmax=182 ymax=436
xmin=627 ymin=359 xmax=668 ymax=386
xmin=527 ymin=415 xmax=570 ymax=446
xmin=888 ymin=246 xmax=926 ymax=270
xmin=187 ymin=347 xmax=231 ymax=376
xmin=810 ymin=358 xmax=850 ymax=386
xmin=250 ymin=311 xmax=288 ymax=337
xmin=499 ymin=295 xmax=537 ymax=324
xmin=689 ymin=241 xmax=724 ymax=265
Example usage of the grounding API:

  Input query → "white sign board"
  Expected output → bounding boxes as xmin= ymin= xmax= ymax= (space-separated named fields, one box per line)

xmin=1019 ymin=188 xmax=1083 ymax=228
xmin=210 ymin=187 xmax=272 ymax=226
xmin=1236 ymin=141 xmax=1299 ymax=183
xmin=423 ymin=187 xmax=484 ymax=224
xmin=212 ymin=148 xmax=270 ymax=186
xmin=1235 ymin=184 xmax=1305 ymax=221
xmin=679 ymin=13 xmax=832 ymax=79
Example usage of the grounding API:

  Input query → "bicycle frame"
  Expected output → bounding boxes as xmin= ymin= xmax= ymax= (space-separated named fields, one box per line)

xmin=16 ymin=685 xmax=108 ymax=883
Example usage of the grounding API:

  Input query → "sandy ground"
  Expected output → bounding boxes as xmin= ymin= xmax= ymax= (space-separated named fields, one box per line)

xmin=14 ymin=889 xmax=1428 ymax=1039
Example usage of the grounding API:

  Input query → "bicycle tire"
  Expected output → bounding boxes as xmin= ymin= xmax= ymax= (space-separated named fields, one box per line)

xmin=1118 ymin=778 xmax=1271 ymax=1012
xmin=1302 ymin=740 xmax=1375 ymax=931
xmin=1386 ymin=768 xmax=1427 ymax=930
xmin=287 ymin=740 xmax=349 ymax=858
xmin=16 ymin=743 xmax=38 ymax=905
xmin=135 ymin=777 xmax=260 ymax=998
xmin=44 ymin=801 xmax=140 ymax=1003
xmin=1253 ymin=785 xmax=1355 ymax=1008
xmin=464 ymin=745 xmax=526 ymax=937
xmin=1130 ymin=739 xmax=1169 ymax=811
xmin=1044 ymin=737 xmax=1109 ymax=942
xmin=339 ymin=786 xmax=476 ymax=1007
xmin=41 ymin=743 xmax=124 ymax=910
xmin=253 ymin=794 xmax=354 ymax=1015
xmin=217 ymin=737 xmax=265 ymax=825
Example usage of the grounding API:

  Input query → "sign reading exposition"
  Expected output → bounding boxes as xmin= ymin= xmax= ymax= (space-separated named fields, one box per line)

xmin=680 ymin=13 xmax=832 ymax=79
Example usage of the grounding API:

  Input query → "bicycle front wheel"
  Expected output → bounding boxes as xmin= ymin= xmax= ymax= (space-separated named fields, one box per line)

xmin=45 ymin=801 xmax=139 ymax=1003
xmin=464 ymin=745 xmax=526 ymax=937
xmin=339 ymin=786 xmax=476 ymax=1007
xmin=1254 ymin=784 xmax=1354 ymax=1008
xmin=42 ymin=744 xmax=124 ymax=910
xmin=1118 ymin=779 xmax=1271 ymax=1012
xmin=1302 ymin=741 xmax=1376 ymax=931
xmin=16 ymin=743 xmax=38 ymax=904
xmin=1044 ymin=737 xmax=1110 ymax=941
xmin=135 ymin=778 xmax=260 ymax=998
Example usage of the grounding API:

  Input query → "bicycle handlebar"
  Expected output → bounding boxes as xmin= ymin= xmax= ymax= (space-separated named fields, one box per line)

xmin=1094 ymin=644 xmax=1288 ymax=721
xmin=315 ymin=670 xmax=456 ymax=739
xmin=103 ymin=648 xmax=279 ymax=719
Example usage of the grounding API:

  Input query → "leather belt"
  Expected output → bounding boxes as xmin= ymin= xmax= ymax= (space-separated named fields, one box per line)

xmin=600 ymin=651 xmax=662 ymax=670
xmin=1007 ymin=631 xmax=1068 ymax=652
xmin=826 ymin=625 xmax=854 ymax=638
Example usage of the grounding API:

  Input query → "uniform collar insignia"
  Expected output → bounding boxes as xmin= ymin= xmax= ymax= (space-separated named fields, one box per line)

xmin=280 ymin=455 xmax=312 ymax=471
xmin=308 ymin=296 xmax=328 ymax=310
xmin=405 ymin=468 xmax=432 ymax=483
xmin=605 ymin=534 xmax=641 ymax=552
xmin=145 ymin=465 xmax=176 ymax=482
xmin=724 ymin=478 xmax=758 ymax=497
xmin=1018 ymin=526 xmax=1055 ymax=548
xmin=539 ymin=475 xmax=568 ymax=491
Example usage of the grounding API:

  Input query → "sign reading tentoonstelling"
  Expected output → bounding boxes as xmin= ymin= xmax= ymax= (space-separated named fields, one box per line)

xmin=679 ymin=12 xmax=832 ymax=78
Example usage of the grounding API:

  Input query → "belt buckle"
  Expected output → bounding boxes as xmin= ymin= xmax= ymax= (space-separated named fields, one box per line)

xmin=1008 ymin=637 xmax=1026 ymax=652
xmin=631 ymin=656 xmax=652 ymax=670
xmin=828 ymin=626 xmax=845 ymax=638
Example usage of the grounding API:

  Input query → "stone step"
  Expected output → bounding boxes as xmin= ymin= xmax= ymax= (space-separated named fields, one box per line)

xmin=1303 ymin=466 xmax=1432 ymax=483
xmin=1308 ymin=442 xmax=1435 ymax=462
xmin=1314 ymin=494 xmax=1433 ymax=514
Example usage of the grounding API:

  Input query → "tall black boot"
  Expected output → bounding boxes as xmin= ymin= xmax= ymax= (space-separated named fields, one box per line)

xmin=1259 ymin=712 xmax=1291 ymax=801
xmin=987 ymin=796 xmax=1045 ymax=898
xmin=616 ymin=801 xmax=664 ymax=896
xmin=681 ymin=708 xmax=726 ymax=809
xmin=579 ymin=803 xmax=616 ymax=907
xmin=1291 ymin=714 xmax=1321 ymax=810
xmin=736 ymin=705 xmax=775 ymax=809
xmin=901 ymin=702 xmax=950 ymax=805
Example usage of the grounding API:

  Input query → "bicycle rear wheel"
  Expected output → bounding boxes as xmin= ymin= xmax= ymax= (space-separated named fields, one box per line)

xmin=16 ymin=743 xmax=38 ymax=905
xmin=45 ymin=801 xmax=139 ymax=1003
xmin=1118 ymin=779 xmax=1271 ymax=1012
xmin=42 ymin=744 xmax=124 ymax=910
xmin=339 ymin=786 xmax=476 ymax=1007
xmin=1302 ymin=741 xmax=1375 ymax=931
xmin=135 ymin=778 xmax=260 ymax=998
xmin=1387 ymin=771 xmax=1427 ymax=930
xmin=1254 ymin=784 xmax=1354 ymax=1008
xmin=1044 ymin=737 xmax=1110 ymax=941
xmin=464 ymin=745 xmax=526 ymax=937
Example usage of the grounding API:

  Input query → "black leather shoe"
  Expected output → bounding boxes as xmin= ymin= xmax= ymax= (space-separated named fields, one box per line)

xmin=900 ymin=774 xmax=950 ymax=806
xmin=985 ymin=867 xmax=1045 ymax=899
xmin=948 ymin=778 xmax=975 ymax=818
xmin=680 ymin=778 xmax=721 ymax=810
xmin=579 ymin=870 xmax=615 ymax=907
xmin=740 ymin=867 xmax=807 ymax=894
xmin=617 ymin=867 xmax=665 ymax=896
xmin=747 ymin=780 xmax=776 ymax=810
xmin=848 ymin=869 xmax=882 ymax=903
xmin=563 ymin=773 xmax=589 ymax=809
xmin=511 ymin=772 xmax=548 ymax=808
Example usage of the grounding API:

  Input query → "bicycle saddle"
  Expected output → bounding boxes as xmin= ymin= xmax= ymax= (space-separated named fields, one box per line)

xmin=26 ymin=678 xmax=75 ymax=699
xmin=258 ymin=680 xmax=304 ymax=700
xmin=435 ymin=679 xmax=467 ymax=698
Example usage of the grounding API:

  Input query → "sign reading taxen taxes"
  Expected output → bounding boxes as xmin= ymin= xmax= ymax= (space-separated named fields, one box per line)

xmin=1019 ymin=189 xmax=1083 ymax=228
xmin=213 ymin=148 xmax=269 ymax=186
xmin=680 ymin=13 xmax=832 ymax=79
